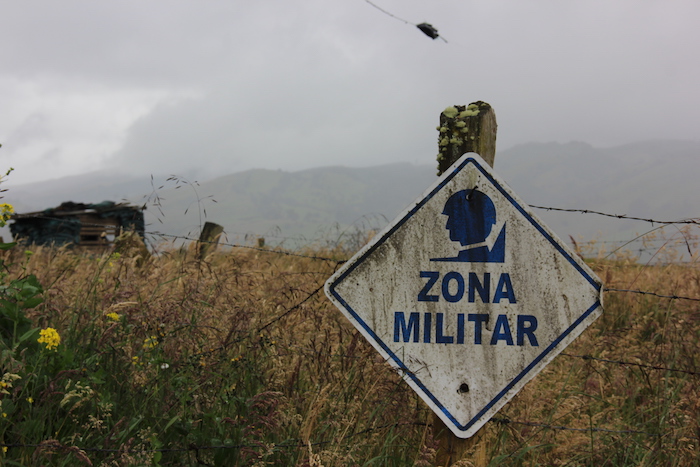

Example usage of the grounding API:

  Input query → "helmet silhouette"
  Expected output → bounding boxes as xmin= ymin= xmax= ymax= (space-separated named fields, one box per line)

xmin=431 ymin=188 xmax=506 ymax=263
xmin=442 ymin=189 xmax=496 ymax=246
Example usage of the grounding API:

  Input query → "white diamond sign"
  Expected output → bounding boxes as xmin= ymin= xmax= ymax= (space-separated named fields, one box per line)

xmin=325 ymin=153 xmax=603 ymax=438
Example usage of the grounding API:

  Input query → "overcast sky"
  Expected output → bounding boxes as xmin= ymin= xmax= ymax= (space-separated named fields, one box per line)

xmin=1 ymin=0 xmax=698 ymax=186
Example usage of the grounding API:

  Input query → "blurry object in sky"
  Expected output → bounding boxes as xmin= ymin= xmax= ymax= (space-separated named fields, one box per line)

xmin=416 ymin=22 xmax=439 ymax=39
xmin=364 ymin=0 xmax=447 ymax=42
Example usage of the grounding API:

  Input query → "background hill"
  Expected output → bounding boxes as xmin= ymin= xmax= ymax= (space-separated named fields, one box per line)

xmin=6 ymin=140 xmax=700 ymax=254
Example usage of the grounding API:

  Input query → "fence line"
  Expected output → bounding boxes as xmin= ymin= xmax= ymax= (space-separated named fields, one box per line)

xmin=13 ymin=218 xmax=700 ymax=303
xmin=150 ymin=231 xmax=347 ymax=264
xmin=13 ymin=202 xmax=700 ymax=263
xmin=15 ymin=204 xmax=700 ymax=230
xmin=242 ymin=339 xmax=700 ymax=377
xmin=489 ymin=417 xmax=664 ymax=437
xmin=603 ymin=287 xmax=700 ymax=302
xmin=530 ymin=205 xmax=700 ymax=225
xmin=561 ymin=353 xmax=700 ymax=377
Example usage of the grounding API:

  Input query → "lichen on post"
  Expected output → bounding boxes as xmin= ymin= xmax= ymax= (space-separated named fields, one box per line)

xmin=436 ymin=101 xmax=497 ymax=174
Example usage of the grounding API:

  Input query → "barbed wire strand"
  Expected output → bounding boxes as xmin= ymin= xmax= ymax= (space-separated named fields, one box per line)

xmin=10 ymin=216 xmax=700 ymax=301
xmin=13 ymin=203 xmax=700 ymax=231
xmin=14 ymin=204 xmax=700 ymax=262
xmin=604 ymin=287 xmax=700 ymax=302
xmin=256 ymin=283 xmax=326 ymax=334
xmin=149 ymin=231 xmax=346 ymax=264
xmin=490 ymin=418 xmax=664 ymax=437
xmin=562 ymin=353 xmax=700 ymax=376
xmin=530 ymin=205 xmax=700 ymax=225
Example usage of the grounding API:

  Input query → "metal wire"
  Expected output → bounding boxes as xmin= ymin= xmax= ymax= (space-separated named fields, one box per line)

xmin=562 ymin=353 xmax=700 ymax=376
xmin=531 ymin=205 xmax=700 ymax=225
xmin=604 ymin=287 xmax=700 ymax=302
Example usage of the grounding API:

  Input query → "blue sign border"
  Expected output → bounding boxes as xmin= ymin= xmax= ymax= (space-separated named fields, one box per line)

xmin=327 ymin=156 xmax=602 ymax=433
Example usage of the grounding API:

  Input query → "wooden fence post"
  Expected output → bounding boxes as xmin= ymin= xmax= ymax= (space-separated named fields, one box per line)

xmin=437 ymin=102 xmax=497 ymax=175
xmin=197 ymin=221 xmax=224 ymax=260
xmin=432 ymin=101 xmax=497 ymax=466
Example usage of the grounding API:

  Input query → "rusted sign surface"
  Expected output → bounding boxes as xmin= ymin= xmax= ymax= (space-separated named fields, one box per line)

xmin=325 ymin=153 xmax=603 ymax=438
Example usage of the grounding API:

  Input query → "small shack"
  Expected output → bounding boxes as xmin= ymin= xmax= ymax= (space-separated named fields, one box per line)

xmin=10 ymin=201 xmax=145 ymax=250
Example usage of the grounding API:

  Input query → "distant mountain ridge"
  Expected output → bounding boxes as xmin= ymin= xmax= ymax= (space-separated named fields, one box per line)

xmin=5 ymin=140 xmax=700 ymax=250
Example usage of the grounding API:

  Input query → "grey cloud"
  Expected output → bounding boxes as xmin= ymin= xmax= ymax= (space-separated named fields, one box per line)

xmin=1 ymin=0 xmax=699 ymax=185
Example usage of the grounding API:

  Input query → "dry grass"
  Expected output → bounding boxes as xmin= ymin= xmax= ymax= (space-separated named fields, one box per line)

xmin=491 ymin=257 xmax=700 ymax=466
xmin=1 ymin=240 xmax=699 ymax=466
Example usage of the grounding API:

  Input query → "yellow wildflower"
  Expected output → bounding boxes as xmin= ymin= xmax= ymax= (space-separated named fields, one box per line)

xmin=26 ymin=397 xmax=33 ymax=404
xmin=0 ymin=373 xmax=21 ymax=395
xmin=0 ymin=203 xmax=13 ymax=228
xmin=38 ymin=328 xmax=61 ymax=351
xmin=142 ymin=336 xmax=158 ymax=350
xmin=106 ymin=312 xmax=121 ymax=322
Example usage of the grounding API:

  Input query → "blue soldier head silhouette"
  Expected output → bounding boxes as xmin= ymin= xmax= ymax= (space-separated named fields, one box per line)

xmin=442 ymin=189 xmax=496 ymax=246
xmin=431 ymin=188 xmax=505 ymax=263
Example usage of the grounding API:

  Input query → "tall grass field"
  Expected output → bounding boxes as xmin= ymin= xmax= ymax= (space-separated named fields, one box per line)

xmin=0 ymin=232 xmax=699 ymax=466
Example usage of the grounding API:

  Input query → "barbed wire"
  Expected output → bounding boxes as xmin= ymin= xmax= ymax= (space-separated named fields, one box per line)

xmin=490 ymin=418 xmax=664 ymax=437
xmin=531 ymin=205 xmax=700 ymax=226
xmin=148 ymin=231 xmax=347 ymax=264
xmin=198 ymin=338 xmax=700 ymax=379
xmin=562 ymin=353 xmax=700 ymax=377
xmin=12 ymin=201 xmax=700 ymax=231
xmin=168 ymin=282 xmax=329 ymax=368
xmin=13 ymin=205 xmax=700 ymax=259
xmin=577 ymin=237 xmax=689 ymax=245
xmin=604 ymin=287 xmax=700 ymax=302
xmin=12 ymin=211 xmax=700 ymax=304
xmin=256 ymin=283 xmax=327 ymax=334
